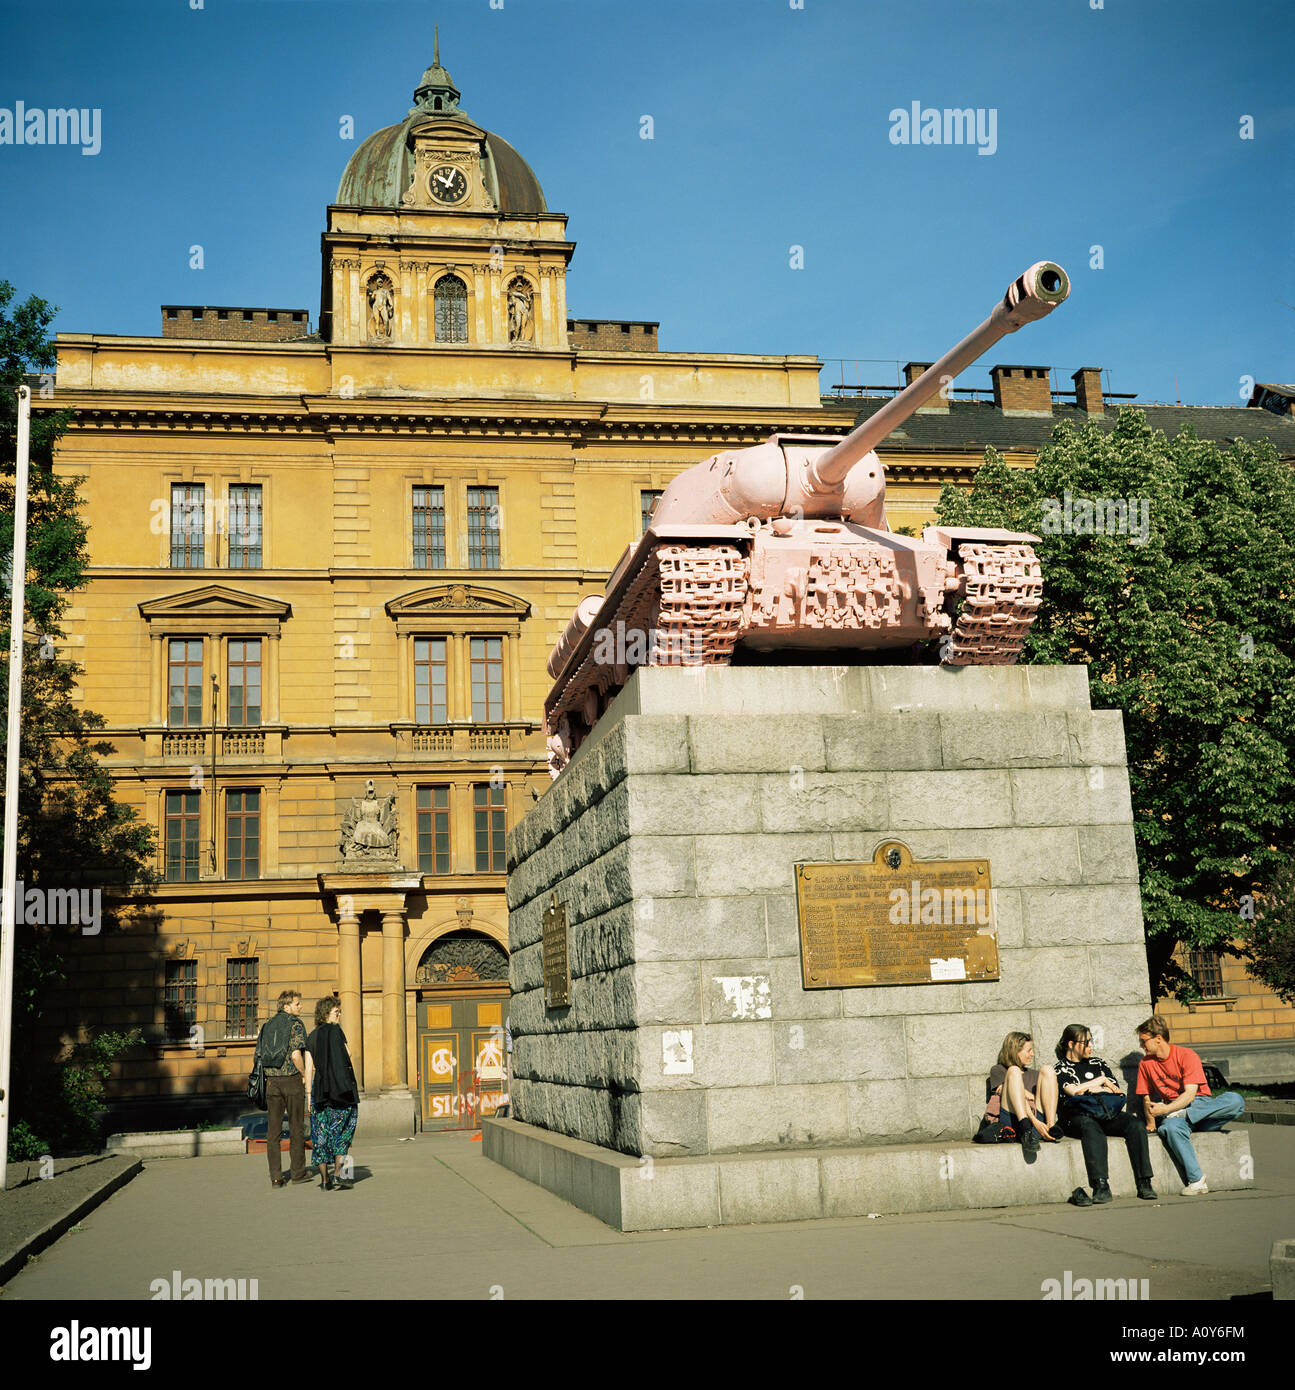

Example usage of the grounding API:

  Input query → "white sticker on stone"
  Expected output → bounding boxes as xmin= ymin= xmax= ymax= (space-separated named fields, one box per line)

xmin=713 ymin=975 xmax=772 ymax=1020
xmin=929 ymin=957 xmax=966 ymax=981
xmin=662 ymin=1029 xmax=694 ymax=1075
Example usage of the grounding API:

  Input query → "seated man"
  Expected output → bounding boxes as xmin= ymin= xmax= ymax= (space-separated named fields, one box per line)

xmin=1136 ymin=1015 xmax=1245 ymax=1196
xmin=1054 ymin=1023 xmax=1156 ymax=1204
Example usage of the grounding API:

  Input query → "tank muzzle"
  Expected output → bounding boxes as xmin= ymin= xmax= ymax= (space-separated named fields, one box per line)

xmin=1001 ymin=261 xmax=1070 ymax=326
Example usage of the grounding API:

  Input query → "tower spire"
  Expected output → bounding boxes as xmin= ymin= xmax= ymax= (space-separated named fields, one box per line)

xmin=434 ymin=25 xmax=439 ymax=66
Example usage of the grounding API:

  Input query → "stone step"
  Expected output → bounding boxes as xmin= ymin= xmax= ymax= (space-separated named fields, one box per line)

xmin=483 ymin=1117 xmax=1253 ymax=1232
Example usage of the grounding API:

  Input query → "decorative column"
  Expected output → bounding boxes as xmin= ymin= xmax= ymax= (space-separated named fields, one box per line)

xmin=338 ymin=901 xmax=364 ymax=1092
xmin=265 ymin=631 xmax=280 ymax=724
xmin=381 ymin=908 xmax=410 ymax=1091
xmin=150 ymin=632 xmax=166 ymax=724
xmin=451 ymin=633 xmax=470 ymax=722
xmin=507 ymin=632 xmax=522 ymax=722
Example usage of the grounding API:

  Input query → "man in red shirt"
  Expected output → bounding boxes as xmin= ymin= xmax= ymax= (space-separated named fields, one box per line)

xmin=1136 ymin=1015 xmax=1244 ymax=1195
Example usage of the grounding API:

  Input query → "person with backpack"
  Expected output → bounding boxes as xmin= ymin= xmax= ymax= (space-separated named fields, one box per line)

xmin=257 ymin=989 xmax=310 ymax=1187
xmin=972 ymin=1031 xmax=1063 ymax=1150
xmin=1055 ymin=1023 xmax=1156 ymax=1205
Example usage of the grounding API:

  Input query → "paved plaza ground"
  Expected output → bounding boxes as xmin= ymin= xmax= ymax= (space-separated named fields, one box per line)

xmin=2 ymin=1124 xmax=1293 ymax=1303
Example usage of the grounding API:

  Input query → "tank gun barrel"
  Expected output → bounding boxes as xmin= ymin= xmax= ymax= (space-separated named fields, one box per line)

xmin=810 ymin=261 xmax=1070 ymax=490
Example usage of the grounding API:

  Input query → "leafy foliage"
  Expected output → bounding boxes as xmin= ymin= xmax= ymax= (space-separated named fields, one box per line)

xmin=936 ymin=409 xmax=1295 ymax=999
xmin=1239 ymin=859 xmax=1295 ymax=1004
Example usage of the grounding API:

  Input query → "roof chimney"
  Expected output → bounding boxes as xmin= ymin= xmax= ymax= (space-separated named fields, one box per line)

xmin=903 ymin=361 xmax=948 ymax=413
xmin=990 ymin=365 xmax=1052 ymax=418
xmin=1072 ymin=367 xmax=1104 ymax=416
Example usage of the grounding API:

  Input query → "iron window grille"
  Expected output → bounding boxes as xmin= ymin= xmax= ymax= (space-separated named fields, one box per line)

xmin=170 ymin=483 xmax=205 ymax=567
xmin=466 ymin=486 xmax=499 ymax=568
xmin=228 ymin=485 xmax=262 ymax=568
xmin=225 ymin=958 xmax=259 ymax=1039
xmin=413 ymin=485 xmax=446 ymax=568
xmin=163 ymin=959 xmax=197 ymax=1041
xmin=434 ymin=274 xmax=468 ymax=344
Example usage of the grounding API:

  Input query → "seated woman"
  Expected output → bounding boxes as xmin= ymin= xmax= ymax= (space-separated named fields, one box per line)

xmin=974 ymin=1031 xmax=1063 ymax=1151
xmin=304 ymin=993 xmax=360 ymax=1191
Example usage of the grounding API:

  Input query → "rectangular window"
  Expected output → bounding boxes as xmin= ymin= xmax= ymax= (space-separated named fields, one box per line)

xmin=164 ymin=790 xmax=202 ymax=883
xmin=170 ymin=484 xmax=205 ymax=567
xmin=640 ymin=489 xmax=664 ymax=534
xmin=467 ymin=486 xmax=500 ymax=569
xmin=168 ymin=639 xmax=203 ymax=727
xmin=163 ymin=959 xmax=197 ymax=1041
xmin=413 ymin=486 xmax=446 ymax=569
xmin=470 ymin=637 xmax=503 ymax=721
xmin=473 ymin=782 xmax=506 ymax=873
xmin=414 ymin=638 xmax=448 ymax=723
xmin=416 ymin=785 xmax=451 ymax=875
xmin=1187 ymin=948 xmax=1225 ymax=999
xmin=228 ymin=485 xmax=262 ymax=568
xmin=225 ymin=789 xmax=260 ymax=880
xmin=227 ymin=639 xmax=261 ymax=727
xmin=225 ymin=958 xmax=259 ymax=1038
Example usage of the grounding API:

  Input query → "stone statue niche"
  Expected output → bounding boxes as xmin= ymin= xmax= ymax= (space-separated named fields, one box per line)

xmin=506 ymin=279 xmax=533 ymax=344
xmin=367 ymin=273 xmax=395 ymax=340
xmin=340 ymin=779 xmax=401 ymax=867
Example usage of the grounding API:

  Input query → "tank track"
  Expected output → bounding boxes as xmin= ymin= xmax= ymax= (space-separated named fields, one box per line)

xmin=545 ymin=543 xmax=747 ymax=774
xmin=941 ymin=541 xmax=1043 ymax=665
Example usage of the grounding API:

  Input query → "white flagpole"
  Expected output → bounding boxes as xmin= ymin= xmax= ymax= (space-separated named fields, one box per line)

xmin=0 ymin=384 xmax=32 ymax=1190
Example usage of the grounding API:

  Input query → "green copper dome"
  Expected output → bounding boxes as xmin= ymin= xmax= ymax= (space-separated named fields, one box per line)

xmin=335 ymin=47 xmax=546 ymax=214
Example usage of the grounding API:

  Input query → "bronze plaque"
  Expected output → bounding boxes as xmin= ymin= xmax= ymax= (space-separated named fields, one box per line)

xmin=541 ymin=891 xmax=571 ymax=1009
xmin=795 ymin=840 xmax=998 ymax=988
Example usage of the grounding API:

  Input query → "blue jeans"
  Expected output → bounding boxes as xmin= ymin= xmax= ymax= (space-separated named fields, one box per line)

xmin=1156 ymin=1091 xmax=1245 ymax=1184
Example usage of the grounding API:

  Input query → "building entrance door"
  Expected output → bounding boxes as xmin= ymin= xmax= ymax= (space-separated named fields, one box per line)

xmin=417 ymin=988 xmax=510 ymax=1130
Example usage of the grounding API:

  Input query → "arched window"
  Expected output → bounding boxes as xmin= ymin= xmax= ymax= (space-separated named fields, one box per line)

xmin=434 ymin=274 xmax=468 ymax=344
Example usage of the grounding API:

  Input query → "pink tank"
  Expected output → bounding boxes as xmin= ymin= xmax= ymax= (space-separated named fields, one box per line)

xmin=545 ymin=262 xmax=1070 ymax=775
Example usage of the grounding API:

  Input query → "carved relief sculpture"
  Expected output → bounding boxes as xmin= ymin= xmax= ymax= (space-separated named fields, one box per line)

xmin=340 ymin=778 xmax=401 ymax=865
xmin=507 ymin=279 xmax=533 ymax=343
xmin=367 ymin=274 xmax=395 ymax=339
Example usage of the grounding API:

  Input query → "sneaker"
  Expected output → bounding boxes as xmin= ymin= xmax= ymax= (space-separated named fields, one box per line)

xmin=1020 ymin=1125 xmax=1040 ymax=1154
xmin=1092 ymin=1180 xmax=1113 ymax=1204
xmin=1068 ymin=1187 xmax=1093 ymax=1207
xmin=1181 ymin=1176 xmax=1209 ymax=1196
xmin=1136 ymin=1180 xmax=1157 ymax=1200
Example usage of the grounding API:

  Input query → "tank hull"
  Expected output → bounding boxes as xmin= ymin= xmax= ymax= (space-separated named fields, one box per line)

xmin=543 ymin=522 xmax=1042 ymax=775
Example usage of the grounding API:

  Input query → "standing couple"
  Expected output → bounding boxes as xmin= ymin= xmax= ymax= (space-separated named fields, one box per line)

xmin=260 ymin=989 xmax=360 ymax=1191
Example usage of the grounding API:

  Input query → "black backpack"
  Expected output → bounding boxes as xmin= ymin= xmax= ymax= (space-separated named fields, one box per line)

xmin=258 ymin=1013 xmax=294 ymax=1070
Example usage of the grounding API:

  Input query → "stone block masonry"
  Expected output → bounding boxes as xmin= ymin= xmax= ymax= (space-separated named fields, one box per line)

xmin=504 ymin=666 xmax=1153 ymax=1158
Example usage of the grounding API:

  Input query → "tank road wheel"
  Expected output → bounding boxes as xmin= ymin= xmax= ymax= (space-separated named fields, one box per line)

xmin=941 ymin=542 xmax=1042 ymax=666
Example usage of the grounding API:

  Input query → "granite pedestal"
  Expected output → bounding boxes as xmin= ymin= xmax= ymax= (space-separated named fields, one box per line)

xmin=485 ymin=665 xmax=1252 ymax=1226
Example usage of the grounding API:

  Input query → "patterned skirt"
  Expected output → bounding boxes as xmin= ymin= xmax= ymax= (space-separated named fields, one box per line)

xmin=310 ymin=1104 xmax=358 ymax=1163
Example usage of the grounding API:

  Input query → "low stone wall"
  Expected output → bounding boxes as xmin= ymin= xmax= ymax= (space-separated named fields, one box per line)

xmin=106 ymin=1128 xmax=246 ymax=1159
xmin=484 ymin=1119 xmax=1253 ymax=1232
xmin=505 ymin=666 xmax=1153 ymax=1158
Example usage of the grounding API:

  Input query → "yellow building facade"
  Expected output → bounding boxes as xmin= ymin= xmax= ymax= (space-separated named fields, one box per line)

xmin=43 ymin=55 xmax=868 ymax=1130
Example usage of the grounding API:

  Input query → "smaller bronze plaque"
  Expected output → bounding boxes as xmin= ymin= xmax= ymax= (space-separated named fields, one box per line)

xmin=796 ymin=840 xmax=998 ymax=989
xmin=541 ymin=892 xmax=571 ymax=1010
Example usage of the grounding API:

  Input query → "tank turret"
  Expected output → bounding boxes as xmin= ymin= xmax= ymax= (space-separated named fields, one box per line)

xmin=544 ymin=262 xmax=1070 ymax=775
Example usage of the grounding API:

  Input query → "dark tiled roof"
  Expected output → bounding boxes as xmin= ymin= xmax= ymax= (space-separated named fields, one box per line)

xmin=824 ymin=398 xmax=1295 ymax=454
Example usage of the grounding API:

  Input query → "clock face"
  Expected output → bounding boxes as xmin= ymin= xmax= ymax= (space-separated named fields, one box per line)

xmin=429 ymin=164 xmax=468 ymax=204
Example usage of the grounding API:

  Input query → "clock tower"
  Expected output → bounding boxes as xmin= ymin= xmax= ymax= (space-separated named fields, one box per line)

xmin=321 ymin=40 xmax=573 ymax=352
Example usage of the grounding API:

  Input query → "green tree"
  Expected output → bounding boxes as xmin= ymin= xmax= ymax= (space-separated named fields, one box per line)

xmin=0 ymin=282 xmax=157 ymax=1155
xmin=936 ymin=408 xmax=1295 ymax=999
xmin=1239 ymin=858 xmax=1295 ymax=1004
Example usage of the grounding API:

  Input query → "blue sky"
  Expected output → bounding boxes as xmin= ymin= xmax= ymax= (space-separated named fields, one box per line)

xmin=0 ymin=0 xmax=1289 ymax=406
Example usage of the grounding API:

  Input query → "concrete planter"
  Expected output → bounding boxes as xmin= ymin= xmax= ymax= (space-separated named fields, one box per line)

xmin=105 ymin=1127 xmax=247 ymax=1159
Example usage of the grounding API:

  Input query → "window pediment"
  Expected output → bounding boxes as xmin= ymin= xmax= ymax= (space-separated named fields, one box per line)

xmin=386 ymin=583 xmax=528 ymax=635
xmin=140 ymin=585 xmax=291 ymax=633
